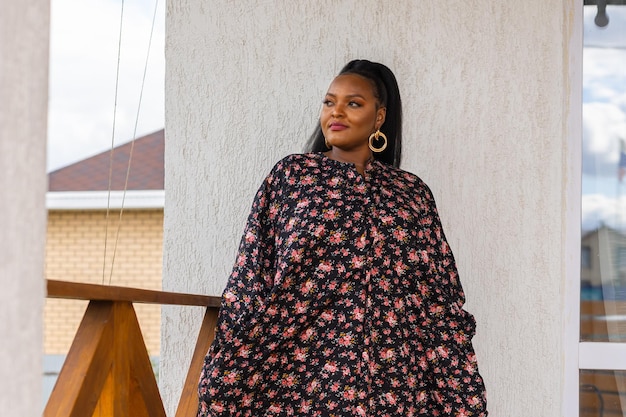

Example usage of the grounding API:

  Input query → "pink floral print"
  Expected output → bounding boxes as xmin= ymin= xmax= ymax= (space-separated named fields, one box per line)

xmin=198 ymin=153 xmax=487 ymax=416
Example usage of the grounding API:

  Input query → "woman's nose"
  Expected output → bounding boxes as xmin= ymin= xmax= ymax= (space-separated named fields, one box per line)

xmin=331 ymin=104 xmax=344 ymax=117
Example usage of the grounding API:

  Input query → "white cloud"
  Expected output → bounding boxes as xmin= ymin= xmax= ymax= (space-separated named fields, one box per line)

xmin=583 ymin=102 xmax=626 ymax=177
xmin=581 ymin=6 xmax=626 ymax=232
xmin=582 ymin=9 xmax=626 ymax=180
xmin=584 ymin=48 xmax=626 ymax=108
xmin=583 ymin=193 xmax=626 ymax=232
xmin=47 ymin=0 xmax=164 ymax=172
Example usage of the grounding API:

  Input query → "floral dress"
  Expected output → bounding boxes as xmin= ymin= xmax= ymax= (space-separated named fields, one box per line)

xmin=198 ymin=153 xmax=488 ymax=417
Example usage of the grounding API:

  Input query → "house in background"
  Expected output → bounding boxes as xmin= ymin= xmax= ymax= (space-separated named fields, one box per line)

xmin=581 ymin=225 xmax=626 ymax=301
xmin=43 ymin=129 xmax=165 ymax=401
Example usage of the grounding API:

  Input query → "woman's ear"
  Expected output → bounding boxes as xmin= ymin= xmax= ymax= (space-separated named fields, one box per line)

xmin=376 ymin=107 xmax=387 ymax=129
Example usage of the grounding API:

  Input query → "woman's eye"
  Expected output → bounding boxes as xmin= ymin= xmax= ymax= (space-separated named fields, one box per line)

xmin=323 ymin=100 xmax=334 ymax=107
xmin=348 ymin=101 xmax=361 ymax=107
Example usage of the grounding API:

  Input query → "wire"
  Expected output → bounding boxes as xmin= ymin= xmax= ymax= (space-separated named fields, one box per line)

xmin=102 ymin=0 xmax=160 ymax=286
xmin=107 ymin=0 xmax=160 ymax=286
xmin=102 ymin=0 xmax=126 ymax=285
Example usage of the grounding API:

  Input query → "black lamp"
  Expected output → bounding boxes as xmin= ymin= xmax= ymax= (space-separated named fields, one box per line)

xmin=595 ymin=0 xmax=609 ymax=27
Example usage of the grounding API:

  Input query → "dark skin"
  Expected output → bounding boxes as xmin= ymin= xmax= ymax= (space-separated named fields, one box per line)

xmin=320 ymin=74 xmax=386 ymax=175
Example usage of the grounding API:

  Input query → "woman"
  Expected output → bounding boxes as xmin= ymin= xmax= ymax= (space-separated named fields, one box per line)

xmin=198 ymin=59 xmax=488 ymax=416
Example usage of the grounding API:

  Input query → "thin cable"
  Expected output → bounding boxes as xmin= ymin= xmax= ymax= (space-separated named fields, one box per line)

xmin=102 ymin=0 xmax=126 ymax=285
xmin=107 ymin=0 xmax=160 ymax=285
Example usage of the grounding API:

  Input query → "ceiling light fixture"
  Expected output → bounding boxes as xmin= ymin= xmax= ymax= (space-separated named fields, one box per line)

xmin=595 ymin=0 xmax=610 ymax=27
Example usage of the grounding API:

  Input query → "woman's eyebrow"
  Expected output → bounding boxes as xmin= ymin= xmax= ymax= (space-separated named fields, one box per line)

xmin=324 ymin=93 xmax=366 ymax=99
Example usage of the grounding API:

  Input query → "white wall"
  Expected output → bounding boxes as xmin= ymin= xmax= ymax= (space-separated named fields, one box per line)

xmin=0 ymin=0 xmax=49 ymax=415
xmin=163 ymin=1 xmax=580 ymax=415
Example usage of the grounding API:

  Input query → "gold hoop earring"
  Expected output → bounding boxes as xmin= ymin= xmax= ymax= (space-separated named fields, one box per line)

xmin=368 ymin=130 xmax=388 ymax=153
xmin=325 ymin=138 xmax=332 ymax=149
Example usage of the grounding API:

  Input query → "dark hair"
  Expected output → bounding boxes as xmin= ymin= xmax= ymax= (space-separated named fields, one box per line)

xmin=305 ymin=59 xmax=403 ymax=167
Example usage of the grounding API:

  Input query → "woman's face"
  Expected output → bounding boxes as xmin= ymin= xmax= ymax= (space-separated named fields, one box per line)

xmin=320 ymin=74 xmax=386 ymax=152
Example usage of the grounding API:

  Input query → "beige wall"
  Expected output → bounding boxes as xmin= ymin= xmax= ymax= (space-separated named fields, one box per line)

xmin=163 ymin=1 xmax=580 ymax=415
xmin=45 ymin=209 xmax=163 ymax=355
xmin=0 ymin=0 xmax=49 ymax=415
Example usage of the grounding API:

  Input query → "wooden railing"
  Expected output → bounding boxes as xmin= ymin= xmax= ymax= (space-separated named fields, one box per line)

xmin=44 ymin=279 xmax=221 ymax=417
xmin=43 ymin=282 xmax=626 ymax=417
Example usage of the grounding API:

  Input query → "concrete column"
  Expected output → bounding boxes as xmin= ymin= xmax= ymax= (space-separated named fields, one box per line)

xmin=163 ymin=1 xmax=580 ymax=415
xmin=0 ymin=0 xmax=49 ymax=415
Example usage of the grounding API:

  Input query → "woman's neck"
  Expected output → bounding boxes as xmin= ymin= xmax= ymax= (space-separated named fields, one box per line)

xmin=324 ymin=148 xmax=373 ymax=175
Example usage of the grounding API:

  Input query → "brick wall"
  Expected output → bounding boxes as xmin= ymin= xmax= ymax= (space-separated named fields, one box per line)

xmin=44 ymin=209 xmax=163 ymax=355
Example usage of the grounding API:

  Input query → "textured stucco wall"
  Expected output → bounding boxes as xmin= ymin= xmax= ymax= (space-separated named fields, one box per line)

xmin=0 ymin=0 xmax=49 ymax=415
xmin=163 ymin=1 xmax=578 ymax=415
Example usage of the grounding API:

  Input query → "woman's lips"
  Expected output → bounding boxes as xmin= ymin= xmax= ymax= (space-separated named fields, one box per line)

xmin=329 ymin=123 xmax=347 ymax=131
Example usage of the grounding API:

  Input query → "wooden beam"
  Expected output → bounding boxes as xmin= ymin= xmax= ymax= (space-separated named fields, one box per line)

xmin=44 ymin=282 xmax=223 ymax=416
xmin=47 ymin=279 xmax=221 ymax=307
xmin=175 ymin=307 xmax=220 ymax=417
xmin=126 ymin=302 xmax=167 ymax=417
xmin=45 ymin=300 xmax=170 ymax=417
xmin=44 ymin=301 xmax=115 ymax=417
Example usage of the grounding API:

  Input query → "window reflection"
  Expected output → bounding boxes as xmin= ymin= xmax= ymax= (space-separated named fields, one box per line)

xmin=581 ymin=370 xmax=626 ymax=416
xmin=581 ymin=2 xmax=626 ymax=340
xmin=581 ymin=227 xmax=626 ymax=306
xmin=581 ymin=3 xmax=626 ymax=416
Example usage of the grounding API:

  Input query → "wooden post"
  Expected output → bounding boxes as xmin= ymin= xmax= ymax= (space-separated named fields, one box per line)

xmin=44 ymin=280 xmax=221 ymax=417
xmin=44 ymin=301 xmax=115 ymax=417
xmin=44 ymin=301 xmax=166 ymax=417
xmin=175 ymin=307 xmax=219 ymax=417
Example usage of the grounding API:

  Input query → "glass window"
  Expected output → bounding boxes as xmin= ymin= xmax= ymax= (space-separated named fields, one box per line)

xmin=580 ymin=3 xmax=626 ymax=416
xmin=580 ymin=370 xmax=626 ymax=416
xmin=581 ymin=2 xmax=626 ymax=338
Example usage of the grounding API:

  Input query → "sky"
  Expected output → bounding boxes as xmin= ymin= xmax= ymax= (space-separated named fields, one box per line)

xmin=47 ymin=2 xmax=626 ymax=232
xmin=47 ymin=0 xmax=164 ymax=172
xmin=582 ymin=5 xmax=626 ymax=231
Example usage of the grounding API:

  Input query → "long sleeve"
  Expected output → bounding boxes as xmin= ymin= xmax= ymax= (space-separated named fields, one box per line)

xmin=419 ymin=186 xmax=488 ymax=416
xmin=198 ymin=161 xmax=284 ymax=413
xmin=212 ymin=162 xmax=283 ymax=349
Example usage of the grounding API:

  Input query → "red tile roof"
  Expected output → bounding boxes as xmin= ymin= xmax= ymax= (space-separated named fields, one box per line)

xmin=48 ymin=129 xmax=164 ymax=191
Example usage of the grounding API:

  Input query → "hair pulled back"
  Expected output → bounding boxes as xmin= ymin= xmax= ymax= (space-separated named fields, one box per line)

xmin=305 ymin=59 xmax=403 ymax=167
